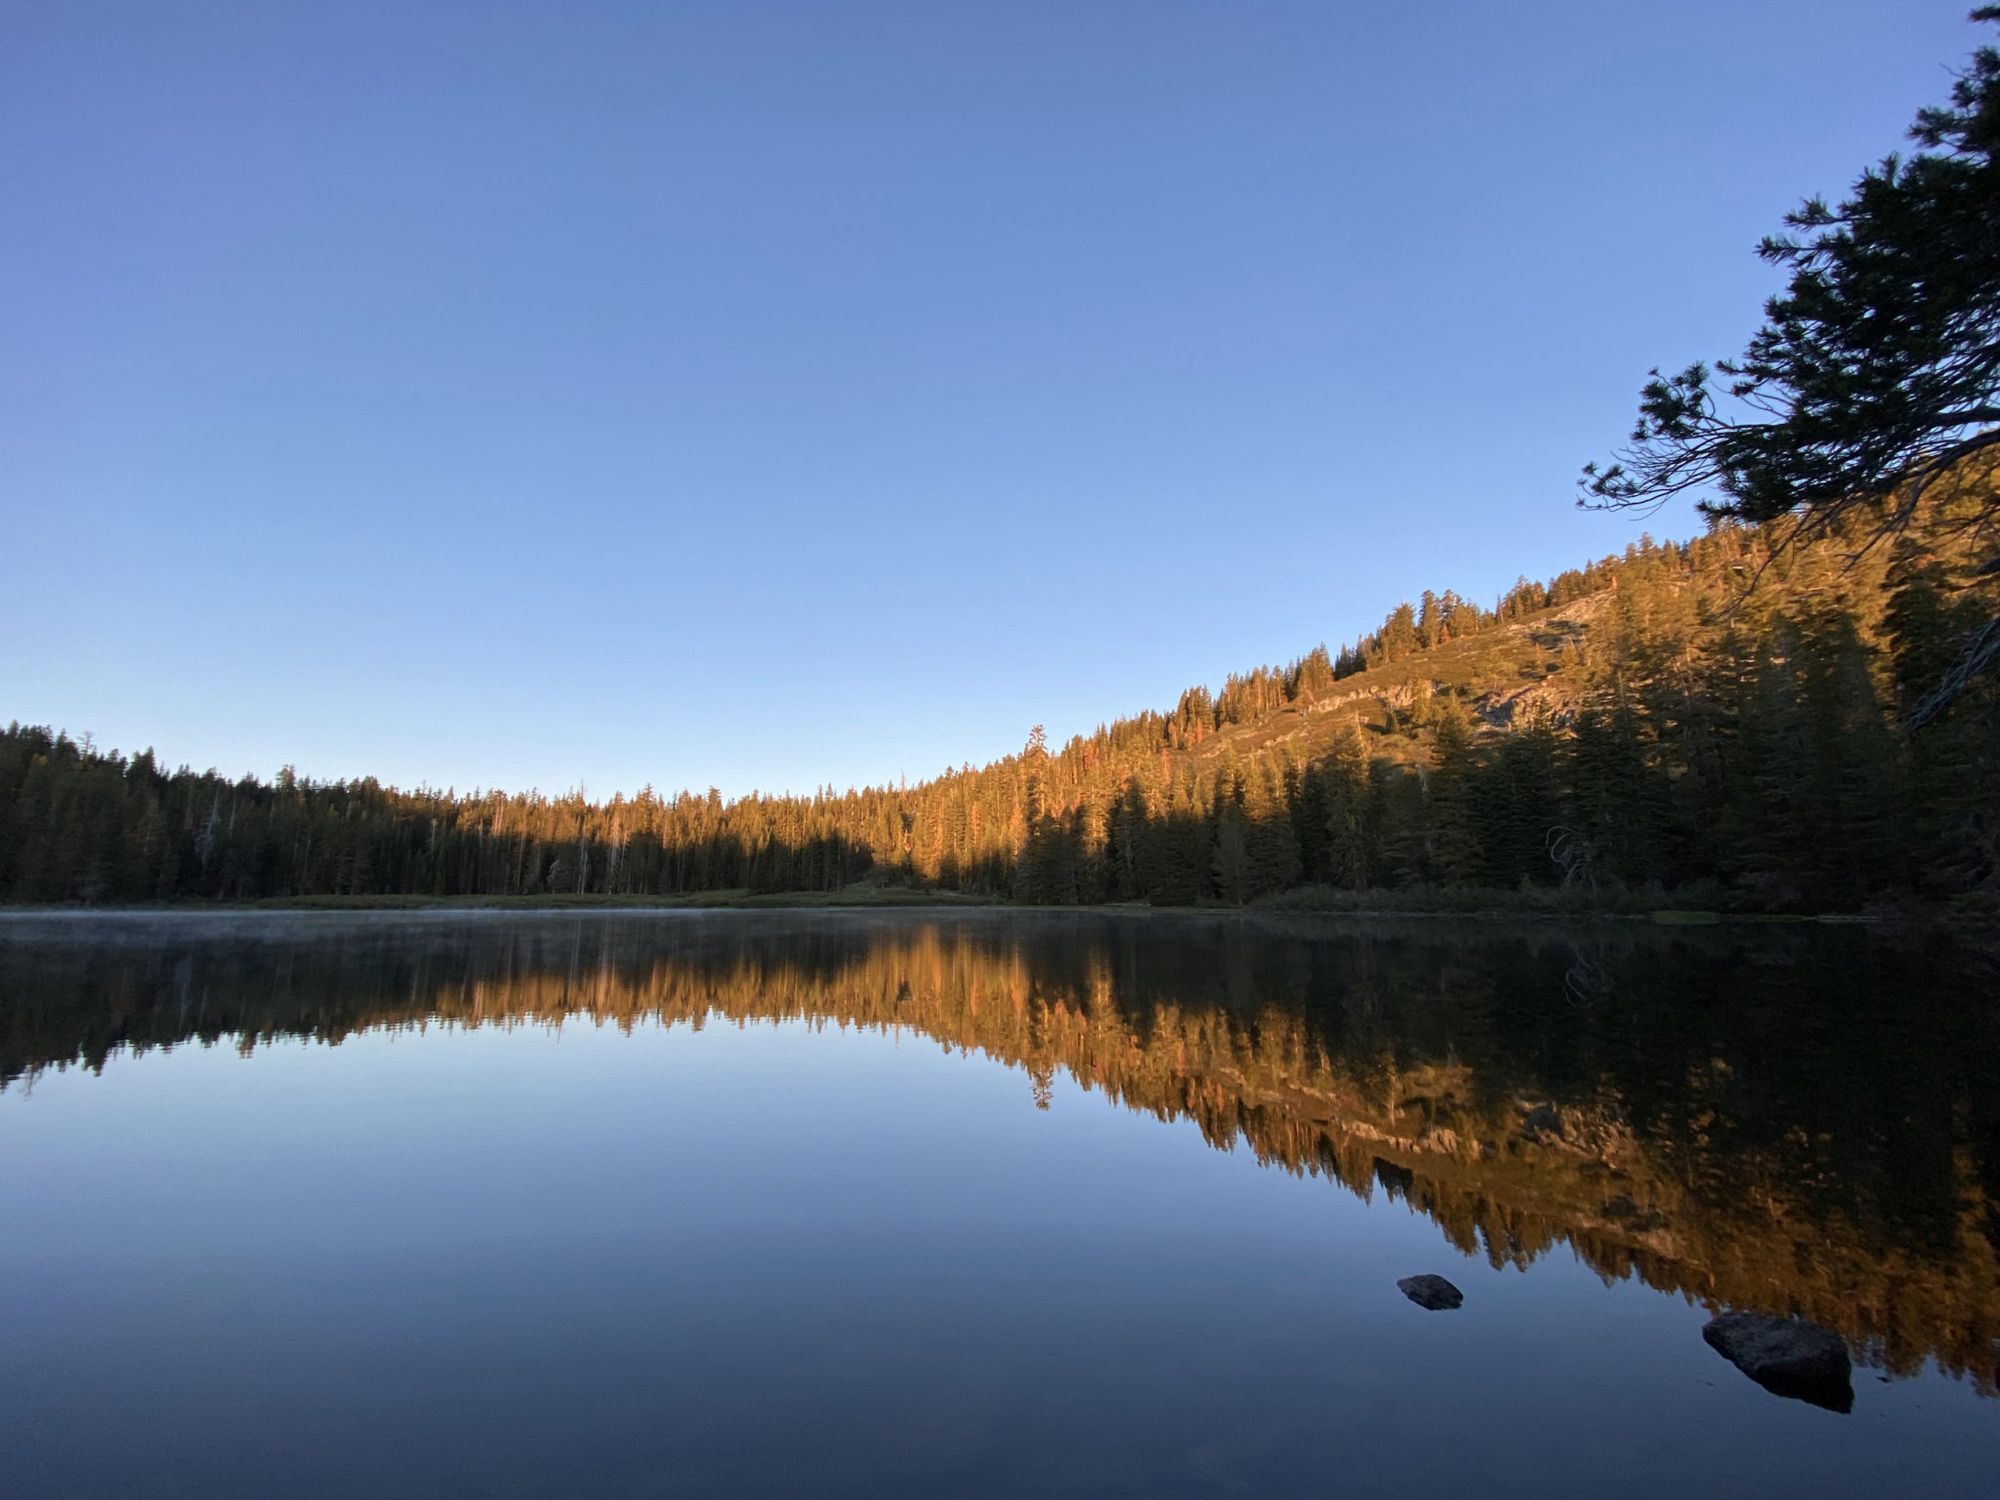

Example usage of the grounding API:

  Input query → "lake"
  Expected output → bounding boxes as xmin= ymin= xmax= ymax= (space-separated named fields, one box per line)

xmin=2 ymin=909 xmax=1995 ymax=1497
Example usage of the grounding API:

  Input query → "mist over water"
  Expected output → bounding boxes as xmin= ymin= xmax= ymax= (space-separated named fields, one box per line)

xmin=2 ymin=910 xmax=1994 ymax=1497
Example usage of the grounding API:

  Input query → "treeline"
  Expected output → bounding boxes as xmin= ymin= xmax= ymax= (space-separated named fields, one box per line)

xmin=1 ymin=500 xmax=1994 ymax=911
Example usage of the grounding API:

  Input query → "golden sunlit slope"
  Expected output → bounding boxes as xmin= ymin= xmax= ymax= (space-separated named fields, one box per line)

xmin=1180 ymin=588 xmax=1617 ymax=775
xmin=4 ymin=492 xmax=1993 ymax=909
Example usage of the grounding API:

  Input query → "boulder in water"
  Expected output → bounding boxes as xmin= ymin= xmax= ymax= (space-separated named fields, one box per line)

xmin=1702 ymin=1312 xmax=1853 ymax=1411
xmin=1397 ymin=1274 xmax=1464 ymax=1310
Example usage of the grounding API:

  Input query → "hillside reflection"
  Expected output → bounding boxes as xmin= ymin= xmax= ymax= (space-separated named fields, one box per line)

xmin=3 ymin=911 xmax=1996 ymax=1392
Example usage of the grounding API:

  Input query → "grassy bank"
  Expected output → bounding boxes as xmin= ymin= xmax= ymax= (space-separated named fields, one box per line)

xmin=1252 ymin=883 xmax=1708 ymax=918
xmin=0 ymin=883 xmax=1911 ymax=926
xmin=232 ymin=887 xmax=990 ymax=911
xmin=1244 ymin=882 xmax=1901 ymax=924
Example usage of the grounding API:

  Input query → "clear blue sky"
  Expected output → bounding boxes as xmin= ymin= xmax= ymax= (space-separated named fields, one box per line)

xmin=0 ymin=1 xmax=1978 ymax=798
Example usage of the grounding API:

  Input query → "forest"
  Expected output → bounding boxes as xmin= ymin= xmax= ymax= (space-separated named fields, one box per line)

xmin=7 ymin=15 xmax=1998 ymax=920
xmin=2 ymin=482 xmax=1994 ymax=917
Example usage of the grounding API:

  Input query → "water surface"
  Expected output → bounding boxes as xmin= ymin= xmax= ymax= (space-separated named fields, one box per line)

xmin=2 ymin=910 xmax=1995 ymax=1497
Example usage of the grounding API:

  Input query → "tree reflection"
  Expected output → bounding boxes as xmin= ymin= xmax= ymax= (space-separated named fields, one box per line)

xmin=2 ymin=912 xmax=1994 ymax=1392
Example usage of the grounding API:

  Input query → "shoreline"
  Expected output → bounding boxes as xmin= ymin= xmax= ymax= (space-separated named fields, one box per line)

xmin=0 ymin=891 xmax=1886 ymax=927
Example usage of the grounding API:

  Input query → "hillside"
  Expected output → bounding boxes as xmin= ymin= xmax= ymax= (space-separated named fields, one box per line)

xmin=2 ymin=492 xmax=1995 ymax=914
xmin=1179 ymin=588 xmax=1615 ymax=775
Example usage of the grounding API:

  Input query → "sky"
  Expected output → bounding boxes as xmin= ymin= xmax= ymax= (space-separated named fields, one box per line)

xmin=0 ymin=0 xmax=1981 ymax=799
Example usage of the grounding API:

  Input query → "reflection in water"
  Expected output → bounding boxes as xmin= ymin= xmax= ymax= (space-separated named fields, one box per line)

xmin=3 ymin=910 xmax=1997 ymax=1394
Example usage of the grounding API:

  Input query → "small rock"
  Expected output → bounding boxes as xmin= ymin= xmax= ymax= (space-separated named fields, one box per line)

xmin=1397 ymin=1274 xmax=1463 ymax=1310
xmin=1702 ymin=1312 xmax=1853 ymax=1412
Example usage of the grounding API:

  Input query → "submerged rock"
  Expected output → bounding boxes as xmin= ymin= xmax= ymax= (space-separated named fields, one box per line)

xmin=1397 ymin=1274 xmax=1464 ymax=1310
xmin=1702 ymin=1312 xmax=1853 ymax=1412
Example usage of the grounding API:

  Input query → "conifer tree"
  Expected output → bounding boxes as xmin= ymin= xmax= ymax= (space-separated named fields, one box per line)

xmin=1425 ymin=697 xmax=1483 ymax=884
xmin=1323 ymin=719 xmax=1374 ymax=890
xmin=1244 ymin=762 xmax=1303 ymax=896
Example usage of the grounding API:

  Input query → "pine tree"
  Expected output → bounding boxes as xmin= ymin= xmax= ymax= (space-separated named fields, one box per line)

xmin=1885 ymin=543 xmax=1999 ymax=892
xmin=1212 ymin=810 xmax=1251 ymax=906
xmin=1323 ymin=719 xmax=1373 ymax=889
xmin=1289 ymin=759 xmax=1332 ymax=883
xmin=1484 ymin=719 xmax=1562 ymax=886
xmin=1426 ymin=697 xmax=1483 ymax=884
xmin=1244 ymin=761 xmax=1302 ymax=896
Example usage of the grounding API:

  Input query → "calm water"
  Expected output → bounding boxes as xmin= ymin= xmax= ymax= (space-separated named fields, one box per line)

xmin=2 ymin=910 xmax=1996 ymax=1497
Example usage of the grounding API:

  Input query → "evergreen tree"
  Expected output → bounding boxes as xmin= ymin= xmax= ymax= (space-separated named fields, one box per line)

xmin=1323 ymin=719 xmax=1373 ymax=890
xmin=1244 ymin=762 xmax=1302 ymax=896
xmin=1426 ymin=697 xmax=1483 ymax=884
